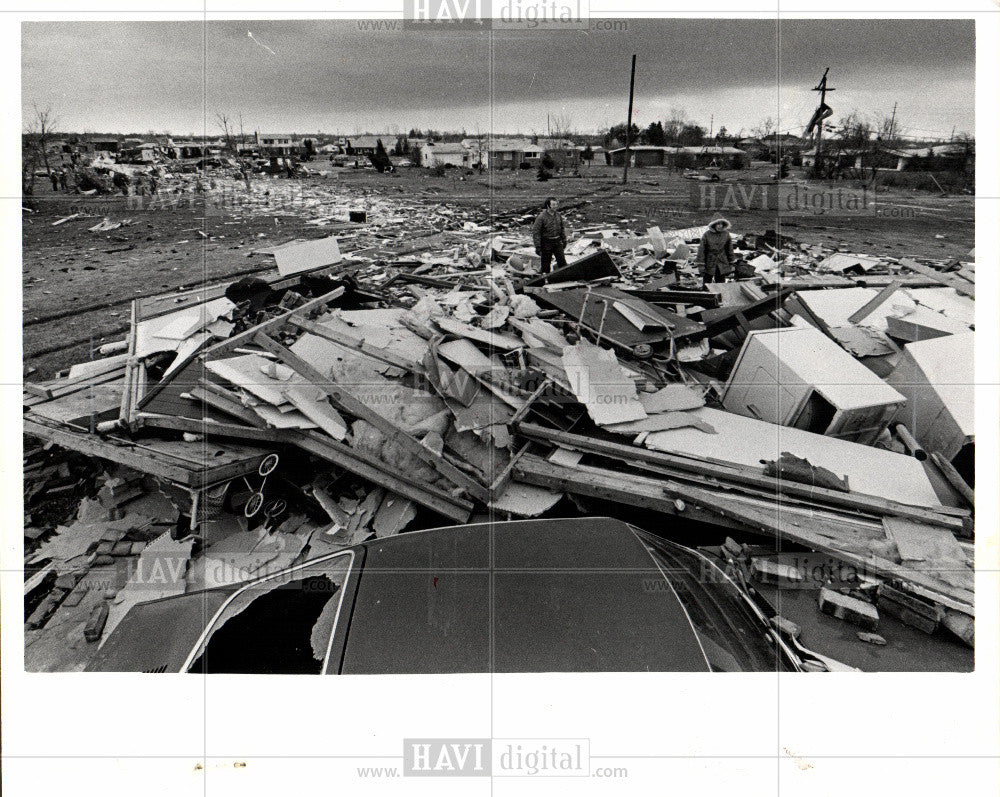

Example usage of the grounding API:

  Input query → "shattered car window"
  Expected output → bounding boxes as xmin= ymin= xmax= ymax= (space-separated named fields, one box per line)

xmin=635 ymin=531 xmax=790 ymax=672
xmin=186 ymin=553 xmax=353 ymax=674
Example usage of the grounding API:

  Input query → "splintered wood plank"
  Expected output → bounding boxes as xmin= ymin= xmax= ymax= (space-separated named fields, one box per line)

xmin=202 ymin=287 xmax=344 ymax=359
xmin=254 ymin=332 xmax=490 ymax=502
xmin=291 ymin=431 xmax=472 ymax=522
xmin=899 ymin=258 xmax=974 ymax=298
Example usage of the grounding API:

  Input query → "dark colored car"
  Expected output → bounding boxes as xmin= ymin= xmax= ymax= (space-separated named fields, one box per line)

xmin=88 ymin=518 xmax=812 ymax=673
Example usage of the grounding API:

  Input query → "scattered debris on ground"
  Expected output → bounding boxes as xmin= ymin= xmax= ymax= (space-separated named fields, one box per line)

xmin=23 ymin=207 xmax=975 ymax=671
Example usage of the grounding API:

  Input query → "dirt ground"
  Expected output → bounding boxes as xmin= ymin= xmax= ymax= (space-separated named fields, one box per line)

xmin=22 ymin=162 xmax=974 ymax=378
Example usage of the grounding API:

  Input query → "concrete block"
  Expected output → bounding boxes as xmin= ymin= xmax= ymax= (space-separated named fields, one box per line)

xmin=818 ymin=587 xmax=879 ymax=631
xmin=751 ymin=557 xmax=805 ymax=586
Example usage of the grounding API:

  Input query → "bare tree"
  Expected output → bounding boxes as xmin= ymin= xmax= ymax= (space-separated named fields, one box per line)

xmin=837 ymin=111 xmax=873 ymax=150
xmin=875 ymin=113 xmax=903 ymax=144
xmin=217 ymin=111 xmax=252 ymax=189
xmin=663 ymin=107 xmax=688 ymax=142
xmin=549 ymin=112 xmax=574 ymax=141
xmin=751 ymin=117 xmax=775 ymax=139
xmin=953 ymin=132 xmax=975 ymax=158
xmin=216 ymin=112 xmax=235 ymax=153
xmin=26 ymin=104 xmax=58 ymax=179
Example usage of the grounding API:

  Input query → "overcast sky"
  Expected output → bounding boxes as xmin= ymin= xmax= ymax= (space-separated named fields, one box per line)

xmin=22 ymin=19 xmax=975 ymax=139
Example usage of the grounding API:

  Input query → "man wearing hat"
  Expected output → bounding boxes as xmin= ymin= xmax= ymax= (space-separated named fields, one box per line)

xmin=696 ymin=218 xmax=735 ymax=286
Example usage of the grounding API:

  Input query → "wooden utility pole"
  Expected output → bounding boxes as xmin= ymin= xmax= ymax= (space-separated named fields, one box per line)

xmin=888 ymin=101 xmax=897 ymax=143
xmin=622 ymin=53 xmax=637 ymax=185
xmin=811 ymin=67 xmax=835 ymax=177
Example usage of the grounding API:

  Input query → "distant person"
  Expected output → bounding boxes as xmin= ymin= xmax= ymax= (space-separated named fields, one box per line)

xmin=58 ymin=168 xmax=68 ymax=192
xmin=49 ymin=170 xmax=59 ymax=191
xmin=696 ymin=218 xmax=735 ymax=286
xmin=532 ymin=197 xmax=567 ymax=275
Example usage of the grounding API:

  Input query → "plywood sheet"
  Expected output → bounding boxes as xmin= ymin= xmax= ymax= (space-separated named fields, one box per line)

xmin=643 ymin=407 xmax=943 ymax=507
xmin=274 ymin=235 xmax=342 ymax=276
xmin=561 ymin=343 xmax=646 ymax=426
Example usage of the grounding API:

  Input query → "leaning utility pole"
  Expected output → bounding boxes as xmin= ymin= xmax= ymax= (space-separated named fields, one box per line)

xmin=811 ymin=67 xmax=835 ymax=177
xmin=888 ymin=101 xmax=897 ymax=143
xmin=622 ymin=53 xmax=637 ymax=185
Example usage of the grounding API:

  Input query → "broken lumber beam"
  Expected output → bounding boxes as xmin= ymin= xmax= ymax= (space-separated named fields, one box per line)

xmin=876 ymin=583 xmax=941 ymax=634
xmin=136 ymin=413 xmax=284 ymax=444
xmin=513 ymin=453 xmax=746 ymax=531
xmin=899 ymin=257 xmax=974 ymax=298
xmin=24 ymin=417 xmax=195 ymax=486
xmin=288 ymin=316 xmax=425 ymax=374
xmin=931 ymin=451 xmax=975 ymax=508
xmin=383 ymin=272 xmax=480 ymax=292
xmin=202 ymin=286 xmax=345 ymax=359
xmin=189 ymin=383 xmax=271 ymax=428
xmin=290 ymin=430 xmax=472 ymax=523
xmin=670 ymin=479 xmax=973 ymax=615
xmin=847 ymin=280 xmax=903 ymax=324
xmin=508 ymin=378 xmax=553 ymax=425
xmin=515 ymin=422 xmax=968 ymax=532
xmin=254 ymin=332 xmax=491 ymax=503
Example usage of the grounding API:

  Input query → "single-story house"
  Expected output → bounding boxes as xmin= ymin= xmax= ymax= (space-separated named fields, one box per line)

xmin=537 ymin=139 xmax=581 ymax=169
xmin=761 ymin=133 xmax=810 ymax=161
xmin=420 ymin=142 xmax=470 ymax=169
xmin=736 ymin=137 xmax=768 ymax=160
xmin=882 ymin=144 xmax=972 ymax=172
xmin=682 ymin=145 xmax=747 ymax=168
xmin=606 ymin=145 xmax=672 ymax=167
xmin=522 ymin=144 xmax=545 ymax=167
xmin=801 ymin=146 xmax=868 ymax=172
xmin=487 ymin=138 xmax=532 ymax=170
xmin=345 ymin=135 xmax=387 ymax=156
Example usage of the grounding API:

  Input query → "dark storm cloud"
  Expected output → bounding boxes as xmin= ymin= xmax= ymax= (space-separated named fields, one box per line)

xmin=22 ymin=18 xmax=974 ymax=133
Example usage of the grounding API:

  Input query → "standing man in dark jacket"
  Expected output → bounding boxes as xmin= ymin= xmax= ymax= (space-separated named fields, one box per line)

xmin=532 ymin=197 xmax=568 ymax=274
xmin=696 ymin=218 xmax=735 ymax=286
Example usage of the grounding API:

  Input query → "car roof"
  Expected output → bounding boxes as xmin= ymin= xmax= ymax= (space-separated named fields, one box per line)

xmin=338 ymin=517 xmax=711 ymax=673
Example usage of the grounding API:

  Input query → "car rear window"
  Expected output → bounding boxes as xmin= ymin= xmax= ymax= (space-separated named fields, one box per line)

xmin=635 ymin=531 xmax=791 ymax=672
xmin=186 ymin=553 xmax=353 ymax=674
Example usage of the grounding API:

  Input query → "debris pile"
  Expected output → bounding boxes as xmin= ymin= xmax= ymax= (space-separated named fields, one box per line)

xmin=23 ymin=214 xmax=976 ymax=670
